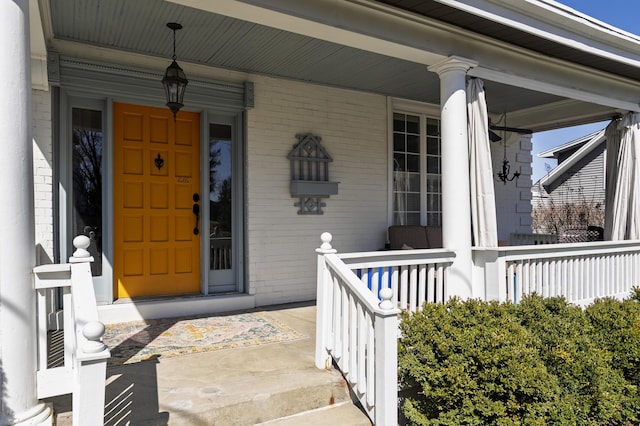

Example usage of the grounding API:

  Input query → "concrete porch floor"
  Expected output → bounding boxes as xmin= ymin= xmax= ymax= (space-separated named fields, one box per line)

xmin=48 ymin=303 xmax=371 ymax=425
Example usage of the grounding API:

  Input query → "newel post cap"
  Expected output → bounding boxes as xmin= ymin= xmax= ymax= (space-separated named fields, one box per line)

xmin=379 ymin=287 xmax=395 ymax=310
xmin=82 ymin=321 xmax=107 ymax=354
xmin=70 ymin=235 xmax=94 ymax=263
xmin=316 ymin=232 xmax=337 ymax=254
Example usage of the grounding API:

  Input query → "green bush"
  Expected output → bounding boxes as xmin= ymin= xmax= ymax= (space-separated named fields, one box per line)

xmin=398 ymin=298 xmax=566 ymax=425
xmin=516 ymin=296 xmax=637 ymax=425
xmin=398 ymin=295 xmax=640 ymax=425
xmin=586 ymin=296 xmax=640 ymax=387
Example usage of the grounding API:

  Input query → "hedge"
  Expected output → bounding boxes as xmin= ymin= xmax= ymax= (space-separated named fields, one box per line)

xmin=398 ymin=293 xmax=640 ymax=425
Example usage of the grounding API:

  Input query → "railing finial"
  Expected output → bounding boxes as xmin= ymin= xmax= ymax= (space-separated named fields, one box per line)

xmin=70 ymin=235 xmax=94 ymax=263
xmin=320 ymin=232 xmax=332 ymax=249
xmin=379 ymin=287 xmax=394 ymax=310
xmin=82 ymin=321 xmax=107 ymax=354
xmin=317 ymin=232 xmax=337 ymax=255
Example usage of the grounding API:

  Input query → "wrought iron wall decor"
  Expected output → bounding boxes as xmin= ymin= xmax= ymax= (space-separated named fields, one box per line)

xmin=287 ymin=133 xmax=339 ymax=214
xmin=154 ymin=153 xmax=165 ymax=170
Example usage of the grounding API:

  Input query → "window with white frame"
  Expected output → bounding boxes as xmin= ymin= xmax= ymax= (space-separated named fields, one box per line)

xmin=392 ymin=111 xmax=442 ymax=226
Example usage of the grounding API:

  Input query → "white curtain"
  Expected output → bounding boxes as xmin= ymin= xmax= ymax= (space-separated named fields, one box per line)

xmin=467 ymin=78 xmax=498 ymax=247
xmin=393 ymin=159 xmax=407 ymax=225
xmin=604 ymin=112 xmax=640 ymax=240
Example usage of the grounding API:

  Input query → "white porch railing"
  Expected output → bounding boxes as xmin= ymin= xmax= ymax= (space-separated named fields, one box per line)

xmin=316 ymin=232 xmax=640 ymax=424
xmin=315 ymin=233 xmax=455 ymax=425
xmin=337 ymin=246 xmax=456 ymax=312
xmin=477 ymin=240 xmax=640 ymax=306
xmin=33 ymin=235 xmax=110 ymax=426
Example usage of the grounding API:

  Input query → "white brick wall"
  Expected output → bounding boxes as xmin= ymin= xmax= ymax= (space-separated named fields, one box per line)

xmin=492 ymin=134 xmax=533 ymax=242
xmin=246 ymin=76 xmax=389 ymax=306
xmin=32 ymin=88 xmax=54 ymax=263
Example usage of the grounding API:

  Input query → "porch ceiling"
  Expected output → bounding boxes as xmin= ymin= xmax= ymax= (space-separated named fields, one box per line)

xmin=42 ymin=0 xmax=629 ymax=130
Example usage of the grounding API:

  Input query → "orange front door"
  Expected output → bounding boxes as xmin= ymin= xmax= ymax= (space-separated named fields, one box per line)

xmin=113 ymin=103 xmax=201 ymax=298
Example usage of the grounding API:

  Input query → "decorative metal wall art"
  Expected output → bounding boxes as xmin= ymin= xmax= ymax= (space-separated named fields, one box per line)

xmin=287 ymin=133 xmax=339 ymax=214
xmin=154 ymin=153 xmax=165 ymax=170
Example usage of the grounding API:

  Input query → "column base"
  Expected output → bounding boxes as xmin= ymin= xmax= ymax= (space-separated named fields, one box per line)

xmin=3 ymin=402 xmax=53 ymax=426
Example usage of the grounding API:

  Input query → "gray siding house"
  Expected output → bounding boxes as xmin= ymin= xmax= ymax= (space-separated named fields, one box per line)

xmin=533 ymin=129 xmax=606 ymax=237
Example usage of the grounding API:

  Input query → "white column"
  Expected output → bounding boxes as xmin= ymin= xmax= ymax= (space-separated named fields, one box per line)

xmin=428 ymin=56 xmax=478 ymax=299
xmin=0 ymin=1 xmax=52 ymax=424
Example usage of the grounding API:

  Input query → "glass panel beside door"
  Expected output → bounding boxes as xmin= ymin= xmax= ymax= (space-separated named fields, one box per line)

xmin=72 ymin=107 xmax=103 ymax=276
xmin=209 ymin=123 xmax=235 ymax=292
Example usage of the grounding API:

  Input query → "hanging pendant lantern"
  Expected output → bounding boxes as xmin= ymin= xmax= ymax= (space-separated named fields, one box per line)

xmin=496 ymin=113 xmax=521 ymax=184
xmin=162 ymin=22 xmax=188 ymax=120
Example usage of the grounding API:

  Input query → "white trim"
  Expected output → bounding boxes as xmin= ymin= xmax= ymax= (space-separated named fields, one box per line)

xmin=539 ymin=129 xmax=606 ymax=188
xmin=469 ymin=66 xmax=640 ymax=112
xmin=434 ymin=0 xmax=640 ymax=62
xmin=538 ymin=129 xmax=603 ymax=158
xmin=390 ymin=97 xmax=440 ymax=117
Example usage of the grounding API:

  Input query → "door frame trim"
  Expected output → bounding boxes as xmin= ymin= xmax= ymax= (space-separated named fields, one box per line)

xmin=55 ymin=56 xmax=250 ymax=303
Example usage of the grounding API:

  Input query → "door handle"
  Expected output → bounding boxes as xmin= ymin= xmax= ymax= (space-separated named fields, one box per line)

xmin=192 ymin=193 xmax=200 ymax=235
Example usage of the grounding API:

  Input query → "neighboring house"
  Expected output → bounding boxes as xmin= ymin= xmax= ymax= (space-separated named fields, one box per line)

xmin=532 ymin=129 xmax=607 ymax=235
xmin=5 ymin=0 xmax=640 ymax=423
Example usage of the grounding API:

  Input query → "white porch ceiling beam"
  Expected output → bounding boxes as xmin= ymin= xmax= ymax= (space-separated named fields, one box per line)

xmin=469 ymin=66 xmax=640 ymax=113
xmin=504 ymin=100 xmax=620 ymax=133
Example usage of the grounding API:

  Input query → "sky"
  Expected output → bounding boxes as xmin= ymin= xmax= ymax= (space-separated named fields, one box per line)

xmin=530 ymin=1 xmax=640 ymax=182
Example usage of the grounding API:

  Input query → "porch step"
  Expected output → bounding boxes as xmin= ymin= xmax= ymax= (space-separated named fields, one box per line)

xmin=153 ymin=359 xmax=360 ymax=425
xmin=256 ymin=401 xmax=372 ymax=426
xmin=52 ymin=363 xmax=368 ymax=426
xmin=47 ymin=304 xmax=370 ymax=425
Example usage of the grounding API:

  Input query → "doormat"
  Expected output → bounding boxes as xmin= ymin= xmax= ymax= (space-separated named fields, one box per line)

xmin=103 ymin=311 xmax=306 ymax=366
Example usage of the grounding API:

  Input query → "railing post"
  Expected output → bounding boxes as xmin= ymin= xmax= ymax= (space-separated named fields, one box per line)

xmin=73 ymin=321 xmax=110 ymax=426
xmin=316 ymin=232 xmax=337 ymax=369
xmin=374 ymin=287 xmax=399 ymax=426
xmin=69 ymin=235 xmax=110 ymax=426
xmin=474 ymin=248 xmax=506 ymax=302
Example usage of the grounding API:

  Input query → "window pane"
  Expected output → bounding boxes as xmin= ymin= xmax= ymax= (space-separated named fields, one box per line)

xmin=393 ymin=113 xmax=405 ymax=132
xmin=406 ymin=115 xmax=420 ymax=134
xmin=426 ymin=118 xmax=439 ymax=137
xmin=426 ymin=213 xmax=441 ymax=227
xmin=408 ymin=173 xmax=421 ymax=192
xmin=406 ymin=213 xmax=421 ymax=225
xmin=406 ymin=134 xmax=420 ymax=153
xmin=393 ymin=153 xmax=406 ymax=171
xmin=406 ymin=193 xmax=420 ymax=211
xmin=393 ymin=133 xmax=405 ymax=152
xmin=209 ymin=123 xmax=233 ymax=271
xmin=407 ymin=153 xmax=420 ymax=172
xmin=72 ymin=108 xmax=103 ymax=276
xmin=426 ymin=175 xmax=439 ymax=193
xmin=427 ymin=156 xmax=440 ymax=174
xmin=427 ymin=136 xmax=439 ymax=155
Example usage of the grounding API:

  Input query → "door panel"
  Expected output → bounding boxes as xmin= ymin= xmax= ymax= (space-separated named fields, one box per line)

xmin=114 ymin=103 xmax=200 ymax=298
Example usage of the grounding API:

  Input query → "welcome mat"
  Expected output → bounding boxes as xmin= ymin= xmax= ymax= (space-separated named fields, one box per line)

xmin=103 ymin=311 xmax=306 ymax=366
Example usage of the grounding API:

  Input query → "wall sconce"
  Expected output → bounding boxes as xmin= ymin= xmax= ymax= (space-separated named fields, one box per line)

xmin=162 ymin=22 xmax=188 ymax=120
